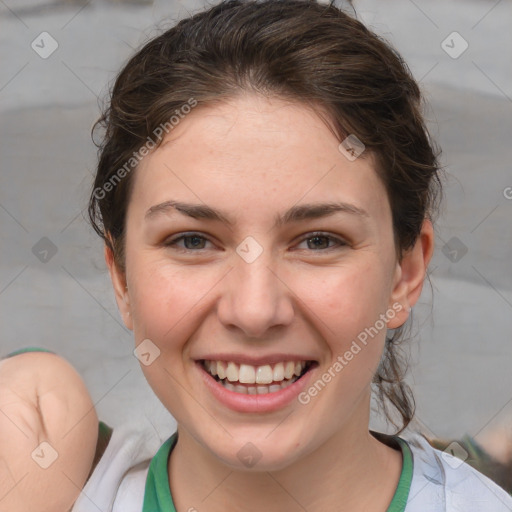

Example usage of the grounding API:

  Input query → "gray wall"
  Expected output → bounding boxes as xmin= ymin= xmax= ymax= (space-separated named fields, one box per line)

xmin=1 ymin=0 xmax=511 ymax=444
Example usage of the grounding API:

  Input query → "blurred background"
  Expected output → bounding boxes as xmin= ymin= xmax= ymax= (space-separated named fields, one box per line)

xmin=0 ymin=0 xmax=511 ymax=447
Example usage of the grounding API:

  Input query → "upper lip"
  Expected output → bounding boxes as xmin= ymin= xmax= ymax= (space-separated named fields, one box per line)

xmin=196 ymin=353 xmax=318 ymax=366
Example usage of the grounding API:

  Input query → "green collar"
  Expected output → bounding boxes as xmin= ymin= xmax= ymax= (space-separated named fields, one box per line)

xmin=371 ymin=430 xmax=414 ymax=511
xmin=143 ymin=431 xmax=413 ymax=512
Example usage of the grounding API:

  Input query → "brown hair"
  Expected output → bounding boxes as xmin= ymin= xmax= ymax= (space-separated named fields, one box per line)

xmin=88 ymin=0 xmax=442 ymax=434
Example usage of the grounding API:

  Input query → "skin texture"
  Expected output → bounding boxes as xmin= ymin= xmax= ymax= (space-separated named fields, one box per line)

xmin=0 ymin=352 xmax=98 ymax=512
xmin=106 ymin=93 xmax=434 ymax=511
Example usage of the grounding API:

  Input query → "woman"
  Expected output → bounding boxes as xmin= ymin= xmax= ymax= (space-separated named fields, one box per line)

xmin=1 ymin=1 xmax=511 ymax=511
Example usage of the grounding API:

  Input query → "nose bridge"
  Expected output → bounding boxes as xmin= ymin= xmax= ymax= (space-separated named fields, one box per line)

xmin=218 ymin=240 xmax=294 ymax=337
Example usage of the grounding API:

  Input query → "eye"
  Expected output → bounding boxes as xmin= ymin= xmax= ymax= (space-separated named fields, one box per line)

xmin=295 ymin=232 xmax=347 ymax=251
xmin=164 ymin=232 xmax=214 ymax=252
xmin=163 ymin=231 xmax=348 ymax=254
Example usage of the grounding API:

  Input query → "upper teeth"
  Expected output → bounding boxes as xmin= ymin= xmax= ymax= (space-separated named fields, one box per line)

xmin=204 ymin=360 xmax=307 ymax=384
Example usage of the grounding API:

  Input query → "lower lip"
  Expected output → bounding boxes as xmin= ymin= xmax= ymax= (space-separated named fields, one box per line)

xmin=197 ymin=362 xmax=316 ymax=413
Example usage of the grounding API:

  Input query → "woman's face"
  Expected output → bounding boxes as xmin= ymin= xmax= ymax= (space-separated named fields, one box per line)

xmin=108 ymin=94 xmax=431 ymax=470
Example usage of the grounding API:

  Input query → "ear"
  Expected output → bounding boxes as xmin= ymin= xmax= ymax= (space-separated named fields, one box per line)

xmin=104 ymin=241 xmax=133 ymax=331
xmin=387 ymin=219 xmax=435 ymax=329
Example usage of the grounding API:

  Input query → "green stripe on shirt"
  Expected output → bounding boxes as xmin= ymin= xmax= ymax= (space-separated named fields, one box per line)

xmin=143 ymin=432 xmax=179 ymax=512
xmin=3 ymin=347 xmax=56 ymax=359
xmin=142 ymin=432 xmax=414 ymax=512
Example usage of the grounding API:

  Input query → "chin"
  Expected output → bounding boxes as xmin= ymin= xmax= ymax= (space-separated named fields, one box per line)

xmin=206 ymin=433 xmax=306 ymax=473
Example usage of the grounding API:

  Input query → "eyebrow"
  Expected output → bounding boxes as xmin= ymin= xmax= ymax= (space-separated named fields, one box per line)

xmin=144 ymin=200 xmax=369 ymax=228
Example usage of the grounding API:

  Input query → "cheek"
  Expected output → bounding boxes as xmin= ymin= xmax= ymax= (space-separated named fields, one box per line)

xmin=128 ymin=256 xmax=216 ymax=346
xmin=291 ymin=264 xmax=392 ymax=396
xmin=293 ymin=266 xmax=390 ymax=416
xmin=127 ymin=259 xmax=214 ymax=407
xmin=293 ymin=261 xmax=391 ymax=343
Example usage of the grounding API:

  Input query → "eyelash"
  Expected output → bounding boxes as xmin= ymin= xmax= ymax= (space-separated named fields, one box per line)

xmin=163 ymin=231 xmax=348 ymax=253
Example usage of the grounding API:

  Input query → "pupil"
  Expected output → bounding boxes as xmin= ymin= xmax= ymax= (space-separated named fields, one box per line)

xmin=185 ymin=236 xmax=203 ymax=249
xmin=309 ymin=236 xmax=327 ymax=250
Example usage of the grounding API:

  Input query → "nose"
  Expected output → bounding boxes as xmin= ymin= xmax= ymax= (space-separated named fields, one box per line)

xmin=216 ymin=249 xmax=295 ymax=339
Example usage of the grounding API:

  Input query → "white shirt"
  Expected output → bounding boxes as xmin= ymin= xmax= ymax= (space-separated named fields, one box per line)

xmin=71 ymin=426 xmax=512 ymax=512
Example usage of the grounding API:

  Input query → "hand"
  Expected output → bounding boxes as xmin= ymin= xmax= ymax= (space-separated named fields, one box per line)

xmin=0 ymin=352 xmax=98 ymax=512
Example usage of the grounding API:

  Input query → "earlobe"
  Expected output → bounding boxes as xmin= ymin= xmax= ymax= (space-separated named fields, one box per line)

xmin=387 ymin=219 xmax=435 ymax=329
xmin=104 ymin=243 xmax=133 ymax=331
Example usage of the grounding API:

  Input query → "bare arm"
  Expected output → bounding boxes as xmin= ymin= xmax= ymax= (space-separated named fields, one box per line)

xmin=0 ymin=351 xmax=98 ymax=512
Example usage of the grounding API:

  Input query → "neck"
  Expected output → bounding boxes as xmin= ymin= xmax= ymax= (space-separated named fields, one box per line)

xmin=168 ymin=397 xmax=402 ymax=511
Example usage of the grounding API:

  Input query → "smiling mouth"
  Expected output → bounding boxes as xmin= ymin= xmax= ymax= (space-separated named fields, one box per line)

xmin=200 ymin=359 xmax=316 ymax=395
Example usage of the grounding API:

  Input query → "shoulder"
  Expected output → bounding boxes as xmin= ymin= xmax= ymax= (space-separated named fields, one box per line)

xmin=403 ymin=433 xmax=512 ymax=512
xmin=0 ymin=351 xmax=99 ymax=512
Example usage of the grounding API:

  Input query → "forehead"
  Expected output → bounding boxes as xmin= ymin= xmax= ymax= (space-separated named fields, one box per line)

xmin=128 ymin=94 xmax=391 ymax=229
